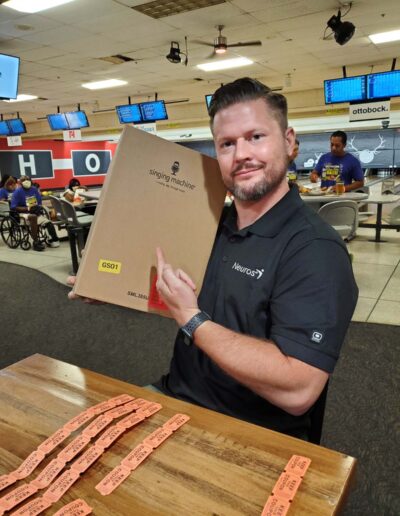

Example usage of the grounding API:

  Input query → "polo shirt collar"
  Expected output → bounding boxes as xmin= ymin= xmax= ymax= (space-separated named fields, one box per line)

xmin=224 ymin=186 xmax=303 ymax=238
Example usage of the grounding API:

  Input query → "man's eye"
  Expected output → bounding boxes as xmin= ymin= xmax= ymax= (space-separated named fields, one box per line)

xmin=221 ymin=141 xmax=233 ymax=148
xmin=251 ymin=134 xmax=264 ymax=141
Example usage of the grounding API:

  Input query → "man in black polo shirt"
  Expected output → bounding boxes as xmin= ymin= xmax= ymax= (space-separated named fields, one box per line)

xmin=155 ymin=78 xmax=358 ymax=440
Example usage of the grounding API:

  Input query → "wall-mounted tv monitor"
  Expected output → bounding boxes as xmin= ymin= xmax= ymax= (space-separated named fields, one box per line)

xmin=324 ymin=75 xmax=367 ymax=104
xmin=7 ymin=118 xmax=26 ymax=135
xmin=65 ymin=110 xmax=89 ymax=129
xmin=0 ymin=120 xmax=10 ymax=136
xmin=139 ymin=100 xmax=168 ymax=123
xmin=47 ymin=113 xmax=69 ymax=131
xmin=367 ymin=70 xmax=400 ymax=100
xmin=0 ymin=53 xmax=20 ymax=100
xmin=205 ymin=94 xmax=213 ymax=109
xmin=116 ymin=104 xmax=142 ymax=124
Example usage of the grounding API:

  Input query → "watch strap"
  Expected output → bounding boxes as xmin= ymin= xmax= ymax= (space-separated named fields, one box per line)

xmin=181 ymin=311 xmax=211 ymax=340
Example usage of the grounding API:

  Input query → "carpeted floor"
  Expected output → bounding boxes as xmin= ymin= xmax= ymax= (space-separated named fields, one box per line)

xmin=1 ymin=261 xmax=399 ymax=515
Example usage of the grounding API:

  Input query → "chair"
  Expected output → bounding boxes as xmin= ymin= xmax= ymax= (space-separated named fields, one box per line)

xmin=318 ymin=200 xmax=359 ymax=241
xmin=384 ymin=205 xmax=400 ymax=232
xmin=59 ymin=198 xmax=94 ymax=273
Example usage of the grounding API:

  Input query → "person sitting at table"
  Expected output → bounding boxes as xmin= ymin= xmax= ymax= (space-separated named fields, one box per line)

xmin=68 ymin=78 xmax=358 ymax=442
xmin=11 ymin=175 xmax=60 ymax=252
xmin=310 ymin=130 xmax=364 ymax=192
xmin=62 ymin=178 xmax=88 ymax=203
xmin=0 ymin=176 xmax=17 ymax=201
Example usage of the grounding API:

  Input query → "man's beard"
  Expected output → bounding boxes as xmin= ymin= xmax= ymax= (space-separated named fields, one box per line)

xmin=227 ymin=165 xmax=286 ymax=202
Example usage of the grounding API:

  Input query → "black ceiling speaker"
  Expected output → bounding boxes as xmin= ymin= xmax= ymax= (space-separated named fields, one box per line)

xmin=166 ymin=42 xmax=182 ymax=63
xmin=327 ymin=9 xmax=356 ymax=45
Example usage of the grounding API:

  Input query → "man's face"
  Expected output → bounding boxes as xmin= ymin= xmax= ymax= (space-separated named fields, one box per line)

xmin=212 ymin=98 xmax=295 ymax=202
xmin=330 ymin=136 xmax=346 ymax=156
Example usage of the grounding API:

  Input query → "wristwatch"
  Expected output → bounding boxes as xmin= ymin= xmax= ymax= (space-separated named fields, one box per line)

xmin=181 ymin=311 xmax=211 ymax=340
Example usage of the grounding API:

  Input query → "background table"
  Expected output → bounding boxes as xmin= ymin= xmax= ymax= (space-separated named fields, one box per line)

xmin=358 ymin=193 xmax=400 ymax=242
xmin=80 ymin=189 xmax=102 ymax=201
xmin=301 ymin=191 xmax=368 ymax=205
xmin=0 ymin=355 xmax=356 ymax=515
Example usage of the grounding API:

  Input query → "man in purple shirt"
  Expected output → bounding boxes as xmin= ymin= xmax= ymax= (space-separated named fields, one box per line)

xmin=310 ymin=131 xmax=364 ymax=192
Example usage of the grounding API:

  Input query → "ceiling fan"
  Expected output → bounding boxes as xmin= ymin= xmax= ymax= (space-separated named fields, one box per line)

xmin=194 ymin=25 xmax=262 ymax=58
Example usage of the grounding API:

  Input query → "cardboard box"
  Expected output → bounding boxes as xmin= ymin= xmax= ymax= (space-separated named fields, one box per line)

xmin=73 ymin=126 xmax=226 ymax=316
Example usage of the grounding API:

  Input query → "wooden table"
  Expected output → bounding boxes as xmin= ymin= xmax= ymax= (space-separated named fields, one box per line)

xmin=0 ymin=355 xmax=356 ymax=515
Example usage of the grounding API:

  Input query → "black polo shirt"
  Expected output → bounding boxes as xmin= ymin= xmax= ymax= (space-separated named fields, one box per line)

xmin=156 ymin=186 xmax=358 ymax=438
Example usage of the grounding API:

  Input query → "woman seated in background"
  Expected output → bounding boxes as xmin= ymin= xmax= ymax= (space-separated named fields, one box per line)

xmin=62 ymin=178 xmax=88 ymax=203
xmin=0 ymin=176 xmax=17 ymax=201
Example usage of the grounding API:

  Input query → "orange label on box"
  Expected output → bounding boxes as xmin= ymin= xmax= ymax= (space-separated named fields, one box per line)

xmin=42 ymin=469 xmax=80 ymax=503
xmin=122 ymin=443 xmax=153 ymax=471
xmin=284 ymin=455 xmax=311 ymax=478
xmin=71 ymin=445 xmax=104 ymax=474
xmin=148 ymin=275 xmax=169 ymax=311
xmin=95 ymin=465 xmax=131 ymax=496
xmin=272 ymin=472 xmax=302 ymax=502
xmin=32 ymin=459 xmax=66 ymax=489
xmin=261 ymin=495 xmax=291 ymax=516
xmin=53 ymin=498 xmax=93 ymax=516
xmin=11 ymin=495 xmax=52 ymax=516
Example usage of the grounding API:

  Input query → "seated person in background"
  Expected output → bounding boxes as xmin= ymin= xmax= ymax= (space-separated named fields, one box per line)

xmin=0 ymin=176 xmax=17 ymax=201
xmin=310 ymin=130 xmax=364 ymax=192
xmin=10 ymin=175 xmax=60 ymax=252
xmin=62 ymin=178 xmax=88 ymax=203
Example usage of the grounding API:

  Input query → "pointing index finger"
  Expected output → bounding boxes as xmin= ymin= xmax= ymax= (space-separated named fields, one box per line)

xmin=156 ymin=247 xmax=166 ymax=273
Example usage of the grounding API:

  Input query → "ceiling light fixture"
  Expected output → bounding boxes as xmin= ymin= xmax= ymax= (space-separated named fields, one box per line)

xmin=82 ymin=79 xmax=127 ymax=90
xmin=369 ymin=29 xmax=400 ymax=44
xmin=196 ymin=57 xmax=253 ymax=72
xmin=326 ymin=4 xmax=355 ymax=46
xmin=3 ymin=94 xmax=38 ymax=102
xmin=2 ymin=0 xmax=75 ymax=13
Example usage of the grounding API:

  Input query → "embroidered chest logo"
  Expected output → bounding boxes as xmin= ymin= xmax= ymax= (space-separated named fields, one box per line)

xmin=232 ymin=262 xmax=264 ymax=280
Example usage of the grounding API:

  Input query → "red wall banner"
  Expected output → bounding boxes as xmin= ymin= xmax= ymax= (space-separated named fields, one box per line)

xmin=0 ymin=139 xmax=118 ymax=189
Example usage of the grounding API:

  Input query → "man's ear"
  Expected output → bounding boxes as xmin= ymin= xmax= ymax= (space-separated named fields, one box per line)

xmin=285 ymin=127 xmax=296 ymax=156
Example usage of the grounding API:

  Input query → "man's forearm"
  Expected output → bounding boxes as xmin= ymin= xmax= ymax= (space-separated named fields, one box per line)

xmin=345 ymin=180 xmax=364 ymax=192
xmin=192 ymin=321 xmax=328 ymax=416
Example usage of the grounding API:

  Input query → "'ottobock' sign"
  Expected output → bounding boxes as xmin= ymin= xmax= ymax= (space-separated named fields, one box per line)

xmin=71 ymin=150 xmax=112 ymax=176
xmin=349 ymin=100 xmax=390 ymax=122
xmin=0 ymin=150 xmax=54 ymax=179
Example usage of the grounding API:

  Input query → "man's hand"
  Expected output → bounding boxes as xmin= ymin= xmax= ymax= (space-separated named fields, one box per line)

xmin=156 ymin=247 xmax=199 ymax=326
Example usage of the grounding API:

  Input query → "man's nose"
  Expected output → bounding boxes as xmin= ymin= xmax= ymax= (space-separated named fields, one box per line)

xmin=235 ymin=138 xmax=252 ymax=161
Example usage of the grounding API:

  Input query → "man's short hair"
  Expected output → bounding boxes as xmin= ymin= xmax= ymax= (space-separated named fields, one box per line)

xmin=208 ymin=77 xmax=288 ymax=132
xmin=331 ymin=130 xmax=347 ymax=145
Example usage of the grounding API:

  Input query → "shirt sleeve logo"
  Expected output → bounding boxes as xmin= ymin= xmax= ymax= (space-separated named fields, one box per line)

xmin=311 ymin=331 xmax=323 ymax=343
